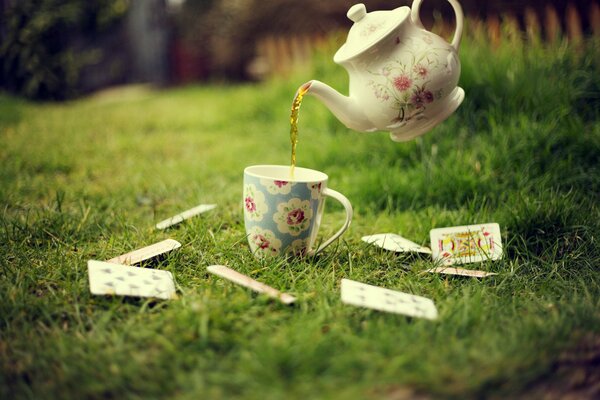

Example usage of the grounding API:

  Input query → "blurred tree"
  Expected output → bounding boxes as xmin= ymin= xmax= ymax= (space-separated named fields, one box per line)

xmin=0 ymin=0 xmax=130 ymax=100
xmin=176 ymin=0 xmax=403 ymax=79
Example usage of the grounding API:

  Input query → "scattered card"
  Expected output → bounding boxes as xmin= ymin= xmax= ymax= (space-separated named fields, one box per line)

xmin=430 ymin=223 xmax=502 ymax=265
xmin=156 ymin=203 xmax=217 ymax=230
xmin=207 ymin=265 xmax=296 ymax=305
xmin=362 ymin=233 xmax=432 ymax=254
xmin=88 ymin=260 xmax=177 ymax=300
xmin=340 ymin=279 xmax=438 ymax=320
xmin=106 ymin=239 xmax=181 ymax=265
xmin=426 ymin=266 xmax=497 ymax=278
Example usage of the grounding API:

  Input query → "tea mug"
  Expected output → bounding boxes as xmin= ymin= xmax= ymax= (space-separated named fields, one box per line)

xmin=243 ymin=165 xmax=353 ymax=258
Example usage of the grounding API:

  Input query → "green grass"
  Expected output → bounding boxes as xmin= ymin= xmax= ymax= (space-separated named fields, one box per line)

xmin=1 ymin=34 xmax=600 ymax=399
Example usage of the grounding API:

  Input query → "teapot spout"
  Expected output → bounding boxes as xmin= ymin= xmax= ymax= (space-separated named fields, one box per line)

xmin=304 ymin=80 xmax=375 ymax=132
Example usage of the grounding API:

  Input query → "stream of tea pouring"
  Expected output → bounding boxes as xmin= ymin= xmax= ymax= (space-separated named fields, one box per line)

xmin=289 ymin=81 xmax=311 ymax=176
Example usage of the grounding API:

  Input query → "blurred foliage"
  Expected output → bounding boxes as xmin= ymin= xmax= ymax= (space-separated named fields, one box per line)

xmin=0 ymin=0 xmax=130 ymax=100
xmin=177 ymin=0 xmax=404 ymax=79
xmin=174 ymin=0 xmax=595 ymax=80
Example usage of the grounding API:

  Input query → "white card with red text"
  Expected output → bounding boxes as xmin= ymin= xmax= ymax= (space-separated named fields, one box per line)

xmin=430 ymin=223 xmax=502 ymax=265
xmin=341 ymin=279 xmax=438 ymax=320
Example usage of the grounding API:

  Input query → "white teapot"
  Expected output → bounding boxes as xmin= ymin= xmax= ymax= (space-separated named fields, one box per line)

xmin=304 ymin=0 xmax=465 ymax=141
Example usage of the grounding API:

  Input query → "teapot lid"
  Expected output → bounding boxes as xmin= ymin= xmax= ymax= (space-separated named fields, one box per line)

xmin=334 ymin=3 xmax=410 ymax=64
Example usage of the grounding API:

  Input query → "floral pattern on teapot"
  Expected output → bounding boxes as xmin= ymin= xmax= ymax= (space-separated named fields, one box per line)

xmin=367 ymin=34 xmax=451 ymax=126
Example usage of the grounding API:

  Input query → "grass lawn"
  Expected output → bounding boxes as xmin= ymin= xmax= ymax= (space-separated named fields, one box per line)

xmin=1 ymin=35 xmax=600 ymax=399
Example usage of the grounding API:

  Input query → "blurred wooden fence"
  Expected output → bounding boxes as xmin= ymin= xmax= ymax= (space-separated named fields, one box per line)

xmin=249 ymin=1 xmax=600 ymax=79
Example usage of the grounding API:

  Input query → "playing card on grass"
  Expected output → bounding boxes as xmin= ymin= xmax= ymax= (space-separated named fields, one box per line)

xmin=341 ymin=279 xmax=438 ymax=320
xmin=430 ymin=223 xmax=502 ymax=265
xmin=362 ymin=233 xmax=431 ymax=254
xmin=426 ymin=266 xmax=497 ymax=278
xmin=156 ymin=204 xmax=217 ymax=230
xmin=88 ymin=260 xmax=177 ymax=300
xmin=207 ymin=265 xmax=296 ymax=304
xmin=107 ymin=239 xmax=181 ymax=265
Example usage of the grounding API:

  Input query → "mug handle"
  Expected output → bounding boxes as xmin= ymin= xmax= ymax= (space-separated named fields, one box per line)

xmin=308 ymin=188 xmax=353 ymax=256
xmin=411 ymin=0 xmax=464 ymax=52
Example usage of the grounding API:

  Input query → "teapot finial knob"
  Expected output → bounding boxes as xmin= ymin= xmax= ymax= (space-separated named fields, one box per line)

xmin=347 ymin=3 xmax=367 ymax=23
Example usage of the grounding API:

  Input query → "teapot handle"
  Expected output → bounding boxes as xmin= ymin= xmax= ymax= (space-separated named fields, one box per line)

xmin=411 ymin=0 xmax=464 ymax=52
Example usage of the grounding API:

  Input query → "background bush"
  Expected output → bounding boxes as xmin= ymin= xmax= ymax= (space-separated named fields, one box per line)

xmin=0 ymin=0 xmax=129 ymax=100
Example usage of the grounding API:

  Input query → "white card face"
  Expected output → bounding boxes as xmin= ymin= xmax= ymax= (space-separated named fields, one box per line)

xmin=362 ymin=233 xmax=432 ymax=254
xmin=156 ymin=204 xmax=217 ymax=230
xmin=107 ymin=239 xmax=181 ymax=265
xmin=426 ymin=266 xmax=497 ymax=278
xmin=340 ymin=279 xmax=438 ymax=320
xmin=430 ymin=223 xmax=502 ymax=265
xmin=88 ymin=260 xmax=176 ymax=300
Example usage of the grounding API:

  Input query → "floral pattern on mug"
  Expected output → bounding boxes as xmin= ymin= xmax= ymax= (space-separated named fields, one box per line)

xmin=260 ymin=178 xmax=294 ymax=195
xmin=248 ymin=226 xmax=282 ymax=257
xmin=307 ymin=182 xmax=322 ymax=199
xmin=243 ymin=184 xmax=267 ymax=221
xmin=273 ymin=198 xmax=313 ymax=236
xmin=288 ymin=238 xmax=309 ymax=256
